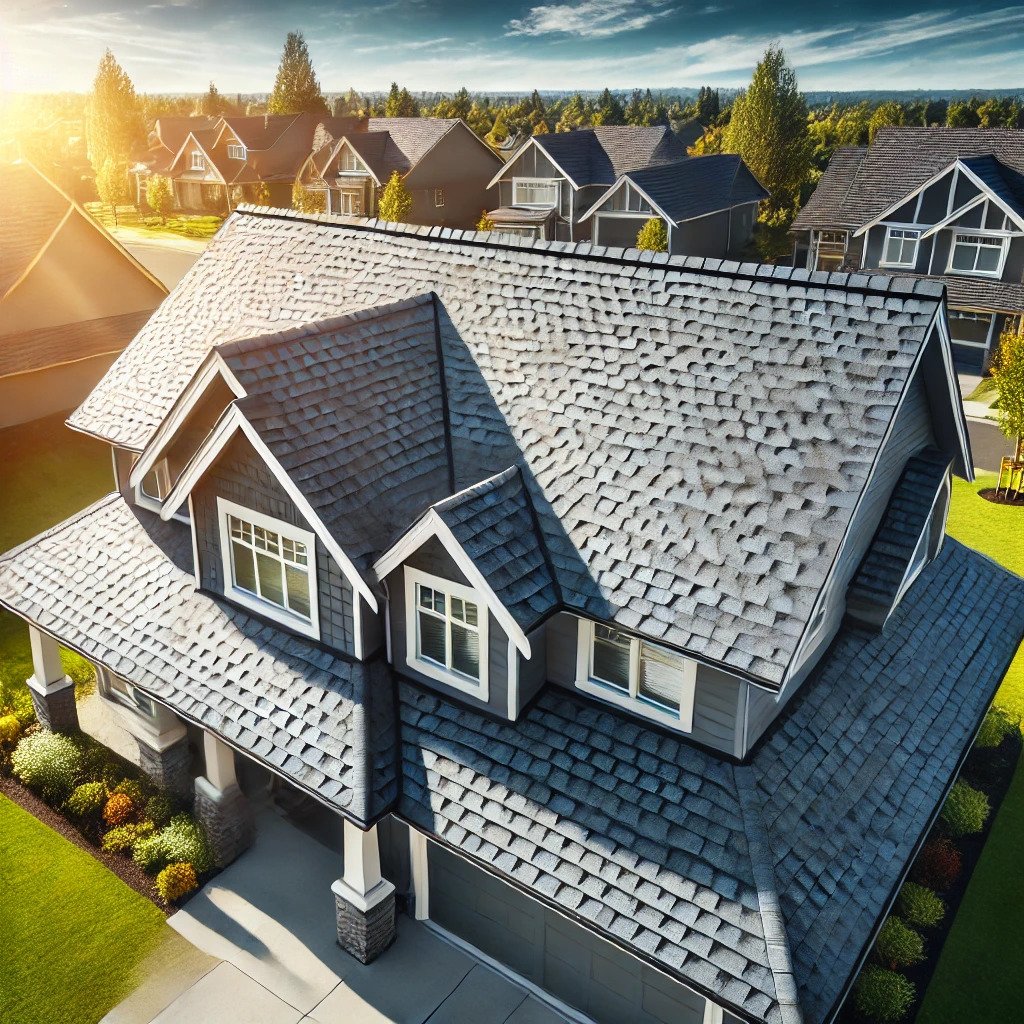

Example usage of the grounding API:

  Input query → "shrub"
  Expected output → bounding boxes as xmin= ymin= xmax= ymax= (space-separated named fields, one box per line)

xmin=133 ymin=814 xmax=213 ymax=875
xmin=896 ymin=882 xmax=946 ymax=929
xmin=66 ymin=781 xmax=107 ymax=820
xmin=912 ymin=837 xmax=962 ymax=891
xmin=975 ymin=705 xmax=1016 ymax=749
xmin=132 ymin=832 xmax=166 ymax=873
xmin=77 ymin=741 xmax=124 ymax=787
xmin=145 ymin=794 xmax=175 ymax=828
xmin=112 ymin=778 xmax=147 ymax=806
xmin=854 ymin=966 xmax=916 ymax=1023
xmin=941 ymin=780 xmax=990 ymax=837
xmin=103 ymin=792 xmax=135 ymax=827
xmin=11 ymin=730 xmax=83 ymax=801
xmin=875 ymin=916 xmax=924 ymax=970
xmin=0 ymin=671 xmax=36 ymax=726
xmin=156 ymin=862 xmax=199 ymax=904
xmin=102 ymin=820 xmax=155 ymax=854
xmin=0 ymin=714 xmax=22 ymax=746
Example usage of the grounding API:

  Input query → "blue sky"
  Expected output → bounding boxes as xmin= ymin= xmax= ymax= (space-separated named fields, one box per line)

xmin=1 ymin=1 xmax=1023 ymax=93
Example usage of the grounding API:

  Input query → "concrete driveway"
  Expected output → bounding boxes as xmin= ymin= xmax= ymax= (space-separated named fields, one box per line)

xmin=104 ymin=806 xmax=569 ymax=1024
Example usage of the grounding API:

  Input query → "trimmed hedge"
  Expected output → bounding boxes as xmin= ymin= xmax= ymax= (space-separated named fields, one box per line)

xmin=875 ymin=916 xmax=925 ymax=970
xmin=854 ymin=966 xmax=916 ymax=1023
xmin=941 ymin=780 xmax=990 ymax=838
xmin=896 ymin=882 xmax=945 ymax=929
xmin=156 ymin=862 xmax=199 ymax=904
xmin=975 ymin=705 xmax=1016 ymax=749
xmin=11 ymin=731 xmax=83 ymax=802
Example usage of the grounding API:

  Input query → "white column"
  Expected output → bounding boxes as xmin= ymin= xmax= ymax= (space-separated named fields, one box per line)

xmin=408 ymin=828 xmax=429 ymax=920
xmin=27 ymin=626 xmax=69 ymax=694
xmin=332 ymin=819 xmax=395 ymax=912
xmin=203 ymin=731 xmax=238 ymax=792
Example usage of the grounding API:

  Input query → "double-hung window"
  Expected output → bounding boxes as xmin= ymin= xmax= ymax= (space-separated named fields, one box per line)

xmin=812 ymin=230 xmax=847 ymax=271
xmin=339 ymin=190 xmax=362 ymax=215
xmin=513 ymin=177 xmax=559 ymax=209
xmin=217 ymin=497 xmax=319 ymax=638
xmin=947 ymin=233 xmax=1006 ymax=276
xmin=576 ymin=620 xmax=696 ymax=730
xmin=190 ymin=151 xmax=205 ymax=171
xmin=434 ymin=188 xmax=445 ymax=208
xmin=881 ymin=227 xmax=920 ymax=268
xmin=227 ymin=143 xmax=246 ymax=160
xmin=339 ymin=150 xmax=365 ymax=174
xmin=404 ymin=567 xmax=488 ymax=698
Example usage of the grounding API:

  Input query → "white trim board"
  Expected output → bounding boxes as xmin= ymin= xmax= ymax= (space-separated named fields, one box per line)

xmin=486 ymin=136 xmax=580 ymax=191
xmin=580 ymin=175 xmax=674 ymax=225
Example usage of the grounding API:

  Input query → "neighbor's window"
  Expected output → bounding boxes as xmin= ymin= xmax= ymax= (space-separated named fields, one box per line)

xmin=513 ymin=177 xmax=559 ymax=208
xmin=948 ymin=233 xmax=1006 ymax=276
xmin=339 ymin=190 xmax=362 ymax=215
xmin=404 ymin=567 xmax=488 ymax=697
xmin=339 ymin=150 xmax=365 ymax=173
xmin=190 ymin=151 xmax=205 ymax=171
xmin=227 ymin=143 xmax=246 ymax=160
xmin=434 ymin=188 xmax=445 ymax=208
xmin=577 ymin=621 xmax=696 ymax=730
xmin=217 ymin=498 xmax=318 ymax=637
xmin=881 ymin=227 xmax=921 ymax=268
xmin=813 ymin=229 xmax=847 ymax=271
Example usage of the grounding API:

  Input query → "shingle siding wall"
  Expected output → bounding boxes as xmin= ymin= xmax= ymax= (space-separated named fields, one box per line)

xmin=191 ymin=433 xmax=356 ymax=654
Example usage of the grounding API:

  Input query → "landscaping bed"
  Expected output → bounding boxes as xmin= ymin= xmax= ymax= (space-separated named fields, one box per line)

xmin=977 ymin=488 xmax=1024 ymax=507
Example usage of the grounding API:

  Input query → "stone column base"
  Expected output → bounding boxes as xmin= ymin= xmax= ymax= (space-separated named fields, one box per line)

xmin=26 ymin=674 xmax=78 ymax=733
xmin=332 ymin=878 xmax=397 ymax=964
xmin=136 ymin=734 xmax=192 ymax=801
xmin=194 ymin=776 xmax=255 ymax=867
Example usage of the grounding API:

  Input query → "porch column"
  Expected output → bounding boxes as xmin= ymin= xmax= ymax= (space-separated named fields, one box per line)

xmin=25 ymin=626 xmax=78 ymax=732
xmin=332 ymin=818 xmax=396 ymax=963
xmin=133 ymin=703 xmax=191 ymax=801
xmin=194 ymin=731 xmax=255 ymax=868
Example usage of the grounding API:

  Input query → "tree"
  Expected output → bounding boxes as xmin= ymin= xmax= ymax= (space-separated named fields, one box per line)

xmin=868 ymin=101 xmax=904 ymax=143
xmin=86 ymin=49 xmax=144 ymax=174
xmin=724 ymin=46 xmax=811 ymax=211
xmin=594 ymin=88 xmax=625 ymax=126
xmin=195 ymin=81 xmax=227 ymax=117
xmin=385 ymin=82 xmax=419 ymax=118
xmin=485 ymin=109 xmax=509 ymax=149
xmin=291 ymin=179 xmax=326 ymax=214
xmin=268 ymin=32 xmax=328 ymax=117
xmin=556 ymin=93 xmax=592 ymax=133
xmin=636 ymin=218 xmax=668 ymax=252
xmin=477 ymin=210 xmax=496 ymax=231
xmin=946 ymin=100 xmax=980 ymax=128
xmin=694 ymin=86 xmax=720 ymax=124
xmin=333 ymin=88 xmax=365 ymax=117
xmin=688 ymin=126 xmax=725 ymax=156
xmin=991 ymin=320 xmax=1024 ymax=461
xmin=378 ymin=170 xmax=413 ymax=223
xmin=95 ymin=158 xmax=132 ymax=225
xmin=253 ymin=181 xmax=272 ymax=205
xmin=145 ymin=175 xmax=173 ymax=223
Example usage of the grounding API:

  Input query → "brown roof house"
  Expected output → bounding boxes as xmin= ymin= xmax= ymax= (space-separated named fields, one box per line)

xmin=3 ymin=207 xmax=1023 ymax=1024
xmin=0 ymin=161 xmax=166 ymax=428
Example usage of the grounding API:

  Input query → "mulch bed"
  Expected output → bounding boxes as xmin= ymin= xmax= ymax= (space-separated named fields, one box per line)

xmin=838 ymin=729 xmax=1021 ymax=1024
xmin=977 ymin=489 xmax=1024 ymax=507
xmin=0 ymin=774 xmax=170 ymax=916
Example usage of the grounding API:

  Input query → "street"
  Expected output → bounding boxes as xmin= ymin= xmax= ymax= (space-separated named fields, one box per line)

xmin=967 ymin=416 xmax=1014 ymax=474
xmin=123 ymin=239 xmax=202 ymax=289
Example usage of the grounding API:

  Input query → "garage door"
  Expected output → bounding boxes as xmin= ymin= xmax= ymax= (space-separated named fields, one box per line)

xmin=427 ymin=842 xmax=709 ymax=1024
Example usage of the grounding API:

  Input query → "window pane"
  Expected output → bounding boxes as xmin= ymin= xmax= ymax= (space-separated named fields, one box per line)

xmin=419 ymin=586 xmax=433 ymax=609
xmin=638 ymin=644 xmax=683 ymax=711
xmin=433 ymin=591 xmax=445 ymax=614
xmin=418 ymin=611 xmax=446 ymax=664
xmin=286 ymin=565 xmax=311 ymax=618
xmin=593 ymin=625 xmax=631 ymax=690
xmin=232 ymin=542 xmax=257 ymax=593
xmin=977 ymin=244 xmax=1000 ymax=272
xmin=451 ymin=597 xmax=464 ymax=621
xmin=452 ymin=623 xmax=480 ymax=679
xmin=884 ymin=236 xmax=901 ymax=263
xmin=464 ymin=602 xmax=478 ymax=627
xmin=951 ymin=244 xmax=974 ymax=271
xmin=256 ymin=552 xmax=284 ymax=605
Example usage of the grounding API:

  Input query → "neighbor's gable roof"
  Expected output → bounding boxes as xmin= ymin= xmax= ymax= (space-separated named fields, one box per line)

xmin=72 ymin=209 xmax=960 ymax=687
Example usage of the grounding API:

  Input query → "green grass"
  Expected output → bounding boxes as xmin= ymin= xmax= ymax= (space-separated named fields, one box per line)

xmin=0 ymin=412 xmax=112 ymax=717
xmin=963 ymin=376 xmax=997 ymax=404
xmin=0 ymin=793 xmax=167 ymax=1024
xmin=84 ymin=202 xmax=223 ymax=241
xmin=915 ymin=474 xmax=1024 ymax=1024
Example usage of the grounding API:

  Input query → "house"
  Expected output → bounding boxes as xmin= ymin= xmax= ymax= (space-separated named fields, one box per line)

xmin=485 ymin=125 xmax=693 ymax=241
xmin=792 ymin=127 xmax=1024 ymax=372
xmin=0 ymin=161 xmax=167 ymax=429
xmin=578 ymin=154 xmax=767 ymax=255
xmin=297 ymin=117 xmax=504 ymax=228
xmin=2 ymin=208 xmax=1023 ymax=1024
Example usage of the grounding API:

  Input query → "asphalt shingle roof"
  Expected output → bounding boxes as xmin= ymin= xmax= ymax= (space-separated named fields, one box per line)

xmin=534 ymin=125 xmax=688 ymax=187
xmin=70 ymin=210 xmax=951 ymax=687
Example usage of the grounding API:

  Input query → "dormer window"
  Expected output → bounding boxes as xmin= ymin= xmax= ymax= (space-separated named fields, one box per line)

xmin=227 ymin=143 xmax=246 ymax=160
xmin=881 ymin=227 xmax=920 ymax=268
xmin=217 ymin=497 xmax=319 ymax=638
xmin=191 ymin=151 xmax=205 ymax=171
xmin=575 ymin=620 xmax=696 ymax=730
xmin=404 ymin=568 xmax=488 ymax=697
xmin=513 ymin=177 xmax=559 ymax=209
xmin=339 ymin=150 xmax=366 ymax=174
xmin=948 ymin=233 xmax=1007 ymax=277
xmin=135 ymin=457 xmax=189 ymax=523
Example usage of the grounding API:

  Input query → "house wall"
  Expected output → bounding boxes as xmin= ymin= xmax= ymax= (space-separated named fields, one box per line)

xmin=385 ymin=536 xmax=510 ymax=718
xmin=495 ymin=145 xmax=572 ymax=221
xmin=0 ymin=352 xmax=120 ymax=430
xmin=0 ymin=209 xmax=164 ymax=336
xmin=673 ymin=210 xmax=731 ymax=259
xmin=190 ymin=432 xmax=356 ymax=654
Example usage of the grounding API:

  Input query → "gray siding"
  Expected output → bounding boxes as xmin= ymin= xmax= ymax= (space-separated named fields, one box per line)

xmin=386 ymin=535 xmax=509 ymax=718
xmin=190 ymin=432 xmax=356 ymax=654
xmin=517 ymin=620 xmax=548 ymax=715
xmin=674 ymin=209 xmax=730 ymax=259
xmin=427 ymin=841 xmax=708 ymax=1024
xmin=496 ymin=144 xmax=572 ymax=221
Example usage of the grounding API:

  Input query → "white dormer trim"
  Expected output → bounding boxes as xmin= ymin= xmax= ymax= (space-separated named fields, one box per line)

xmin=579 ymin=175 xmax=677 ymax=227
xmin=373 ymin=509 xmax=532 ymax=659
xmin=918 ymin=192 xmax=988 ymax=238
xmin=335 ymin=138 xmax=381 ymax=185
xmin=486 ymin=136 xmax=579 ymax=191
xmin=892 ymin=470 xmax=951 ymax=611
xmin=169 ymin=131 xmax=225 ymax=183
xmin=161 ymin=402 xmax=379 ymax=612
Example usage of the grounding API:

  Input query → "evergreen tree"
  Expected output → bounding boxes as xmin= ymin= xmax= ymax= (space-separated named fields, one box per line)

xmin=466 ymin=100 xmax=494 ymax=139
xmin=477 ymin=210 xmax=496 ymax=231
xmin=594 ymin=88 xmax=625 ymax=126
xmin=485 ymin=109 xmax=510 ymax=148
xmin=384 ymin=83 xmax=420 ymax=118
xmin=695 ymin=86 xmax=720 ymax=124
xmin=724 ymin=46 xmax=811 ymax=211
xmin=145 ymin=174 xmax=173 ymax=223
xmin=333 ymin=89 xmax=365 ymax=117
xmin=95 ymin=158 xmax=132 ymax=225
xmin=868 ymin=101 xmax=904 ymax=143
xmin=268 ymin=32 xmax=328 ymax=117
xmin=196 ymin=81 xmax=226 ymax=118
xmin=946 ymin=100 xmax=980 ymax=128
xmin=86 ymin=49 xmax=144 ymax=174
xmin=923 ymin=99 xmax=947 ymax=126
xmin=378 ymin=170 xmax=413 ymax=222
xmin=556 ymin=93 xmax=592 ymax=133
xmin=636 ymin=218 xmax=668 ymax=252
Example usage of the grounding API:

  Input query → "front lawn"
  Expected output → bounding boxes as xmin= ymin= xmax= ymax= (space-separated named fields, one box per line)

xmin=0 ymin=793 xmax=167 ymax=1024
xmin=915 ymin=472 xmax=1024 ymax=1024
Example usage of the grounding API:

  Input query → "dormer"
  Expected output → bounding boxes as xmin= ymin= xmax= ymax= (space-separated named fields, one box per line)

xmin=337 ymin=141 xmax=370 ymax=177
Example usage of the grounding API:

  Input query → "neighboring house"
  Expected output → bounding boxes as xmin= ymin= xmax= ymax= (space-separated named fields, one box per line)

xmin=298 ymin=117 xmax=504 ymax=228
xmin=485 ymin=124 xmax=699 ymax=241
xmin=0 ymin=161 xmax=166 ymax=429
xmin=4 ymin=209 xmax=1024 ymax=1024
xmin=132 ymin=115 xmax=219 ymax=202
xmin=578 ymin=154 xmax=767 ymax=255
xmin=793 ymin=127 xmax=1024 ymax=372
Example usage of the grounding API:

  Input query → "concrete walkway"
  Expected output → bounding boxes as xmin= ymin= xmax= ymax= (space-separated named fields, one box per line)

xmin=105 ymin=805 xmax=569 ymax=1024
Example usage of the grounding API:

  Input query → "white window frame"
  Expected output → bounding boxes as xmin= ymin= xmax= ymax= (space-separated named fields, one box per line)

xmin=190 ymin=151 xmax=205 ymax=171
xmin=216 ymin=497 xmax=320 ymax=639
xmin=338 ymin=189 xmax=363 ymax=215
xmin=946 ymin=232 xmax=1008 ymax=278
xmin=97 ymin=666 xmax=156 ymax=719
xmin=134 ymin=457 xmax=190 ymax=524
xmin=434 ymin=188 xmax=445 ymax=208
xmin=895 ymin=472 xmax=952 ymax=606
xmin=512 ymin=177 xmax=560 ymax=210
xmin=494 ymin=224 xmax=539 ymax=239
xmin=574 ymin=618 xmax=696 ymax=732
xmin=812 ymin=229 xmax=847 ymax=270
xmin=227 ymin=143 xmax=246 ymax=161
xmin=339 ymin=148 xmax=367 ymax=175
xmin=947 ymin=309 xmax=996 ymax=350
xmin=404 ymin=566 xmax=489 ymax=699
xmin=880 ymin=225 xmax=921 ymax=268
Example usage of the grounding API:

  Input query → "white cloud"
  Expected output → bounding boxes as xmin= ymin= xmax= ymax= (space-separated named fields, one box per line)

xmin=506 ymin=0 xmax=672 ymax=39
xmin=353 ymin=36 xmax=455 ymax=55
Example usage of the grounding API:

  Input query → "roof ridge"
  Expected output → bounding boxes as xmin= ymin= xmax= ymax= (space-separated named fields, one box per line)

xmin=430 ymin=465 xmax=521 ymax=514
xmin=232 ymin=205 xmax=948 ymax=302
xmin=733 ymin=763 xmax=805 ymax=1024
